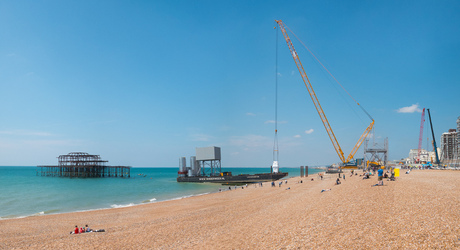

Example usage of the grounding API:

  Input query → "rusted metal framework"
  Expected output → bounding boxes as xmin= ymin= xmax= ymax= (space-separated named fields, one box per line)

xmin=37 ymin=152 xmax=130 ymax=178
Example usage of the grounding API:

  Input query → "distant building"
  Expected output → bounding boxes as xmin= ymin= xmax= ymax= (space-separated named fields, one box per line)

xmin=441 ymin=129 xmax=458 ymax=161
xmin=408 ymin=148 xmax=439 ymax=164
xmin=457 ymin=116 xmax=460 ymax=159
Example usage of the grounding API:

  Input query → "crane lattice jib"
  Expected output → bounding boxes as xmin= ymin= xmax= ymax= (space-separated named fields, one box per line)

xmin=276 ymin=20 xmax=346 ymax=163
xmin=417 ymin=108 xmax=426 ymax=162
xmin=345 ymin=120 xmax=374 ymax=163
xmin=276 ymin=20 xmax=374 ymax=164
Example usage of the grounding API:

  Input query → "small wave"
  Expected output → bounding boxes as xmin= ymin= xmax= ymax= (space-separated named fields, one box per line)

xmin=44 ymin=209 xmax=60 ymax=214
xmin=170 ymin=192 xmax=210 ymax=201
xmin=110 ymin=203 xmax=135 ymax=208
xmin=0 ymin=215 xmax=27 ymax=220
xmin=142 ymin=198 xmax=157 ymax=203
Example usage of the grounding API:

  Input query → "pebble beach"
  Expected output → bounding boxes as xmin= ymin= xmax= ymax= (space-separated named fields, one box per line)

xmin=1 ymin=169 xmax=459 ymax=249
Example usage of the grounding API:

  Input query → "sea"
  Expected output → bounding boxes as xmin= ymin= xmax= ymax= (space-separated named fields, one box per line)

xmin=0 ymin=166 xmax=322 ymax=219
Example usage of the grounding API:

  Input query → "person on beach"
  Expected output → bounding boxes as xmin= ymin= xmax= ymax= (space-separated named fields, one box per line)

xmin=74 ymin=226 xmax=79 ymax=234
xmin=336 ymin=178 xmax=341 ymax=185
xmin=373 ymin=166 xmax=384 ymax=186
xmin=86 ymin=225 xmax=91 ymax=232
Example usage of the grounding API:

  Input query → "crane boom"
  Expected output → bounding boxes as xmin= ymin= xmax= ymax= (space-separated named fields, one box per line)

xmin=427 ymin=109 xmax=440 ymax=165
xmin=275 ymin=20 xmax=374 ymax=164
xmin=417 ymin=108 xmax=426 ymax=163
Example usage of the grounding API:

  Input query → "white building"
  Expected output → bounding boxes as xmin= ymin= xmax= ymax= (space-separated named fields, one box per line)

xmin=408 ymin=148 xmax=440 ymax=164
xmin=441 ymin=129 xmax=458 ymax=161
xmin=457 ymin=116 xmax=460 ymax=158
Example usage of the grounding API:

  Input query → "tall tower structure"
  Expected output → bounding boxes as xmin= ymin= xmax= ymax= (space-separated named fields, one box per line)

xmin=441 ymin=130 xmax=457 ymax=161
xmin=364 ymin=138 xmax=388 ymax=166
xmin=457 ymin=116 xmax=460 ymax=161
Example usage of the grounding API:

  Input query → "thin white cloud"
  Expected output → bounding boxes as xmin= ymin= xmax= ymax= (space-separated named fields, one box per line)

xmin=294 ymin=135 xmax=301 ymax=138
xmin=229 ymin=135 xmax=272 ymax=150
xmin=0 ymin=130 xmax=53 ymax=137
xmin=189 ymin=133 xmax=213 ymax=142
xmin=246 ymin=112 xmax=256 ymax=116
xmin=305 ymin=129 xmax=314 ymax=134
xmin=277 ymin=72 xmax=282 ymax=77
xmin=397 ymin=104 xmax=422 ymax=113
xmin=265 ymin=120 xmax=288 ymax=124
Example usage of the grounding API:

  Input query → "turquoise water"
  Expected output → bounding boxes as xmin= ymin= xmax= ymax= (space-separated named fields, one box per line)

xmin=0 ymin=166 xmax=322 ymax=219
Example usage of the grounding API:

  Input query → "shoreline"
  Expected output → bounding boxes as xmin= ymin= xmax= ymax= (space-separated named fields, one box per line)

xmin=1 ymin=166 xmax=320 ymax=220
xmin=2 ymin=170 xmax=459 ymax=249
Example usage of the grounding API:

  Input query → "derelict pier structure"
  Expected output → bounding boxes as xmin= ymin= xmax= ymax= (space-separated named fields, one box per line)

xmin=37 ymin=152 xmax=131 ymax=178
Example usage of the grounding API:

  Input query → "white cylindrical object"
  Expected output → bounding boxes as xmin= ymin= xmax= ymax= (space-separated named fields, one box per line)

xmin=272 ymin=161 xmax=279 ymax=173
xmin=180 ymin=157 xmax=187 ymax=172
xmin=190 ymin=156 xmax=197 ymax=174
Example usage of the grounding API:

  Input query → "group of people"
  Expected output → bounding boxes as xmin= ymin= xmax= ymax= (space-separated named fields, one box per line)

xmin=71 ymin=225 xmax=105 ymax=234
xmin=71 ymin=225 xmax=91 ymax=234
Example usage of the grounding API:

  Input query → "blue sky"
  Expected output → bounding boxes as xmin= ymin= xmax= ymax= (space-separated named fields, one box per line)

xmin=1 ymin=1 xmax=459 ymax=167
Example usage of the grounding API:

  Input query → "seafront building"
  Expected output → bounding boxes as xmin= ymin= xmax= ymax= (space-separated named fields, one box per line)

xmin=407 ymin=148 xmax=439 ymax=164
xmin=441 ymin=129 xmax=458 ymax=161
xmin=457 ymin=116 xmax=460 ymax=158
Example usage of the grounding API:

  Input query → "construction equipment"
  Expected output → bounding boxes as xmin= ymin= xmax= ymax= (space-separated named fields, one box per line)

xmin=427 ymin=109 xmax=440 ymax=165
xmin=275 ymin=20 xmax=374 ymax=165
xmin=417 ymin=108 xmax=426 ymax=163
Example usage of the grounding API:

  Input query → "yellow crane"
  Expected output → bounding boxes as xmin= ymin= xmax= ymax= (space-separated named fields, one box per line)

xmin=275 ymin=20 xmax=374 ymax=164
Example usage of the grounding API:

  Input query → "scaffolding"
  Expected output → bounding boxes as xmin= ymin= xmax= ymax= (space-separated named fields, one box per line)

xmin=37 ymin=152 xmax=130 ymax=178
xmin=364 ymin=138 xmax=388 ymax=167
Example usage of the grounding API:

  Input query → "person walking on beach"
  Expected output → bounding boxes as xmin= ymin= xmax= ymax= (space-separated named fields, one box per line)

xmin=378 ymin=166 xmax=384 ymax=185
xmin=373 ymin=166 xmax=384 ymax=186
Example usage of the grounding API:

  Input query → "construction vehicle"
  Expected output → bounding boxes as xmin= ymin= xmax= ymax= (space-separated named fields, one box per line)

xmin=275 ymin=20 xmax=374 ymax=167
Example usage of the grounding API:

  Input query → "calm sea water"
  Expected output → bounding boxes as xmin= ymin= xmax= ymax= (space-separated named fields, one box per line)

xmin=0 ymin=166 xmax=322 ymax=219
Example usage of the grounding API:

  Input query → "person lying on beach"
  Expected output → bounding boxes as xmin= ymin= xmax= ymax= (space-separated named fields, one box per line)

xmin=321 ymin=189 xmax=331 ymax=193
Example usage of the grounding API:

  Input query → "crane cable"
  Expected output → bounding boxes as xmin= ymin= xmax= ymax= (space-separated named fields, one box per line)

xmin=284 ymin=25 xmax=374 ymax=122
xmin=273 ymin=23 xmax=279 ymax=163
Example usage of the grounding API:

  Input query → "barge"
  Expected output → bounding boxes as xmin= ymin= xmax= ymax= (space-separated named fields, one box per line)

xmin=177 ymin=171 xmax=288 ymax=184
xmin=177 ymin=146 xmax=288 ymax=184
